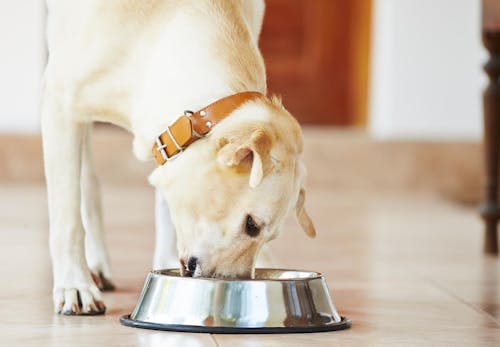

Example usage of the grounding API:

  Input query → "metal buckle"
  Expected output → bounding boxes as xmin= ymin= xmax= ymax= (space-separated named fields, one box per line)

xmin=155 ymin=113 xmax=206 ymax=163
xmin=155 ymin=126 xmax=183 ymax=162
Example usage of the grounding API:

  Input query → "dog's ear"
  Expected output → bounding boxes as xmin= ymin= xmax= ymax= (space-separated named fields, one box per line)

xmin=295 ymin=188 xmax=316 ymax=238
xmin=217 ymin=129 xmax=271 ymax=188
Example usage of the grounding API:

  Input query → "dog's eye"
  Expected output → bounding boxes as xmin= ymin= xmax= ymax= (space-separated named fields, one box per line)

xmin=244 ymin=215 xmax=261 ymax=237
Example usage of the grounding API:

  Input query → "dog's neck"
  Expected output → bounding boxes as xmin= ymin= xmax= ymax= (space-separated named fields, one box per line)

xmin=130 ymin=4 xmax=267 ymax=161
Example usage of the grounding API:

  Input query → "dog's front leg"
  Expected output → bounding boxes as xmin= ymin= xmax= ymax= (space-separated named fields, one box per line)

xmin=42 ymin=95 xmax=105 ymax=315
xmin=153 ymin=189 xmax=179 ymax=269
xmin=81 ymin=125 xmax=114 ymax=291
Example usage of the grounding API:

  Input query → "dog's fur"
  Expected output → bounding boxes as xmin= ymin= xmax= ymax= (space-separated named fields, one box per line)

xmin=43 ymin=0 xmax=315 ymax=315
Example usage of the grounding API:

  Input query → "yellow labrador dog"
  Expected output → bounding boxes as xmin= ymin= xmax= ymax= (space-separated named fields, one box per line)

xmin=43 ymin=0 xmax=315 ymax=315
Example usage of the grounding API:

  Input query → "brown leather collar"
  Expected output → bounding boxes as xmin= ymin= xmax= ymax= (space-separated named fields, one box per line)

xmin=152 ymin=91 xmax=264 ymax=165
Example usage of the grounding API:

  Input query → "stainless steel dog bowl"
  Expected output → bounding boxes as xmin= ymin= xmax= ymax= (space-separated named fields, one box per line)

xmin=120 ymin=268 xmax=351 ymax=333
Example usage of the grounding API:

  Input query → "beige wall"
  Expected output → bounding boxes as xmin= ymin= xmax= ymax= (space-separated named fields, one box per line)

xmin=0 ymin=0 xmax=487 ymax=140
xmin=369 ymin=0 xmax=485 ymax=140
xmin=0 ymin=0 xmax=45 ymax=133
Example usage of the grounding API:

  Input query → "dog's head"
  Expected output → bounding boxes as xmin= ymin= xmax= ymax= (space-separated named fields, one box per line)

xmin=149 ymin=97 xmax=315 ymax=278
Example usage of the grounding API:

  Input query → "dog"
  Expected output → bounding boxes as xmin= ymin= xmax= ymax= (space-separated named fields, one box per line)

xmin=42 ymin=0 xmax=315 ymax=315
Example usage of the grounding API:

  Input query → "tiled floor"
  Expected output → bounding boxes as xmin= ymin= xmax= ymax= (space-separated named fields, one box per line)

xmin=0 ymin=129 xmax=498 ymax=346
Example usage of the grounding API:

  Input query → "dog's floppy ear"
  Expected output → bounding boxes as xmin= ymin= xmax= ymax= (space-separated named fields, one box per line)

xmin=217 ymin=129 xmax=271 ymax=188
xmin=295 ymin=188 xmax=316 ymax=238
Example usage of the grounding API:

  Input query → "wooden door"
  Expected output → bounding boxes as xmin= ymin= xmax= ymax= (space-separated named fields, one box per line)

xmin=259 ymin=0 xmax=371 ymax=125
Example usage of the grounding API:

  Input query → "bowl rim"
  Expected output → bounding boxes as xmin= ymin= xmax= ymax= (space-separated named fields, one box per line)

xmin=151 ymin=268 xmax=324 ymax=282
xmin=120 ymin=314 xmax=351 ymax=334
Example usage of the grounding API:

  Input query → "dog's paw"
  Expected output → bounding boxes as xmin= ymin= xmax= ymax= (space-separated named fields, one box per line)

xmin=88 ymin=259 xmax=115 ymax=291
xmin=91 ymin=271 xmax=115 ymax=292
xmin=54 ymin=286 xmax=106 ymax=315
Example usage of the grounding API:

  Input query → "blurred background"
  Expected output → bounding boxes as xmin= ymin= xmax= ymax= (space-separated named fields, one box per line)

xmin=0 ymin=0 xmax=484 ymax=137
xmin=0 ymin=0 xmax=486 ymax=204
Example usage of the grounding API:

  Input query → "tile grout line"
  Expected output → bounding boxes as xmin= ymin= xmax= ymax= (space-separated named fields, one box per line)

xmin=426 ymin=278 xmax=500 ymax=327
xmin=210 ymin=334 xmax=221 ymax=347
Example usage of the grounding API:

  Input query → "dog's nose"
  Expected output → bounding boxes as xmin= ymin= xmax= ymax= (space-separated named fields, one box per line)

xmin=187 ymin=257 xmax=198 ymax=273
xmin=180 ymin=257 xmax=199 ymax=277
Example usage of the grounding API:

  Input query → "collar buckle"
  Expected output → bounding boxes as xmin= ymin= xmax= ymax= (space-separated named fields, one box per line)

xmin=152 ymin=92 xmax=264 ymax=166
xmin=155 ymin=126 xmax=183 ymax=162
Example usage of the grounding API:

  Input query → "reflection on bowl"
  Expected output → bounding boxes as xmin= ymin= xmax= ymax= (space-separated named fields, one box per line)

xmin=120 ymin=268 xmax=351 ymax=334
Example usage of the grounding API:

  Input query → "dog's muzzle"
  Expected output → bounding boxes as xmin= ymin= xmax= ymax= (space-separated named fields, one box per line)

xmin=180 ymin=257 xmax=199 ymax=277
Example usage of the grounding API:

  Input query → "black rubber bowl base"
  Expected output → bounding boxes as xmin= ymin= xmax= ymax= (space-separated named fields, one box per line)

xmin=120 ymin=314 xmax=351 ymax=334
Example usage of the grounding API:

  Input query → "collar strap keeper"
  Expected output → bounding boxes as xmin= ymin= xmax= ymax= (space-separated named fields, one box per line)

xmin=152 ymin=91 xmax=264 ymax=166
